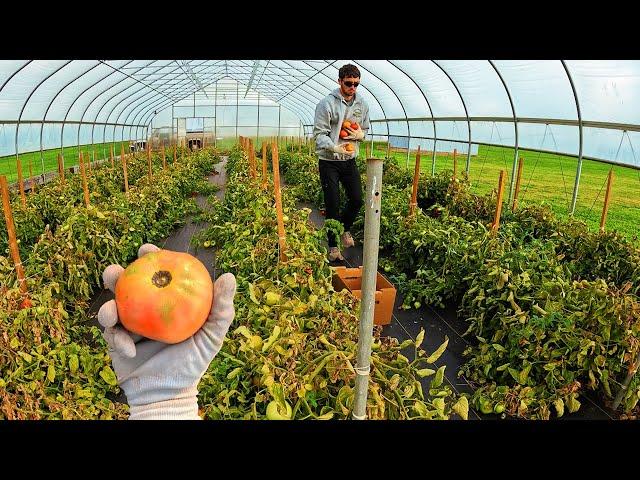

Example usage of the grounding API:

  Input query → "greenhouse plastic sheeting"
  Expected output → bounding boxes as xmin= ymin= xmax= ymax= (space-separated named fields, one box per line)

xmin=0 ymin=60 xmax=639 ymax=169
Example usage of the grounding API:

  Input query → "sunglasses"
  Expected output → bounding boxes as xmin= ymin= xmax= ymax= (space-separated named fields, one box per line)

xmin=343 ymin=81 xmax=360 ymax=88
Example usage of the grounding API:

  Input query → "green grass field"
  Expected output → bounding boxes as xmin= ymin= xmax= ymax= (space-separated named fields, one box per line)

xmin=0 ymin=141 xmax=131 ymax=183
xmin=370 ymin=142 xmax=640 ymax=244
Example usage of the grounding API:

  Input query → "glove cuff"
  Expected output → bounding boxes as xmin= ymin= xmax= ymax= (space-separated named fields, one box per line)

xmin=128 ymin=387 xmax=200 ymax=420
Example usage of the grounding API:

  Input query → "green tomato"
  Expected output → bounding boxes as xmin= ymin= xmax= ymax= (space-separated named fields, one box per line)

xmin=413 ymin=239 xmax=420 ymax=246
xmin=203 ymin=241 xmax=211 ymax=248
xmin=36 ymin=306 xmax=47 ymax=315
xmin=494 ymin=403 xmax=505 ymax=414
xmin=265 ymin=400 xmax=292 ymax=420
xmin=264 ymin=292 xmax=281 ymax=306
xmin=479 ymin=399 xmax=494 ymax=415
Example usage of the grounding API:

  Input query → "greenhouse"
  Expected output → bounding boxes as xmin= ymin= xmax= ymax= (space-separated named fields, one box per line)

xmin=1 ymin=59 xmax=639 ymax=420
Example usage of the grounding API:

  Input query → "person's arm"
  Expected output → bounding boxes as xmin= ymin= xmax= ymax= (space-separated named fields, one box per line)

xmin=98 ymin=243 xmax=237 ymax=420
xmin=313 ymin=101 xmax=337 ymax=154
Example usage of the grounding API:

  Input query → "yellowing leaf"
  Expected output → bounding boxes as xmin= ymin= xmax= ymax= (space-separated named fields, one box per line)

xmin=452 ymin=396 xmax=469 ymax=420
xmin=426 ymin=336 xmax=449 ymax=364
xmin=248 ymin=283 xmax=260 ymax=304
xmin=69 ymin=354 xmax=79 ymax=374
xmin=417 ymin=368 xmax=436 ymax=378
xmin=99 ymin=366 xmax=118 ymax=386
xmin=431 ymin=366 xmax=446 ymax=388
xmin=316 ymin=411 xmax=334 ymax=420
xmin=46 ymin=365 xmax=56 ymax=383
xmin=415 ymin=328 xmax=425 ymax=349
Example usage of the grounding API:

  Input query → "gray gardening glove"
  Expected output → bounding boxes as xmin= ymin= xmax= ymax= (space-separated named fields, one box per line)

xmin=344 ymin=125 xmax=365 ymax=141
xmin=97 ymin=243 xmax=237 ymax=420
xmin=332 ymin=144 xmax=351 ymax=156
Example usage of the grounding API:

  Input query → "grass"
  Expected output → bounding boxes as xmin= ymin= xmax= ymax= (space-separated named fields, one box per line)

xmin=370 ymin=141 xmax=640 ymax=245
xmin=0 ymin=141 xmax=131 ymax=183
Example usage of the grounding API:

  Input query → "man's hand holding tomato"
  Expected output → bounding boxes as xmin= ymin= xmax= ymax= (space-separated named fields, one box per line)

xmin=97 ymin=243 xmax=237 ymax=420
xmin=342 ymin=120 xmax=365 ymax=141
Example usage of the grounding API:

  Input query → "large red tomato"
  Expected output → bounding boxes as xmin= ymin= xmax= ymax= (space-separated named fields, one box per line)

xmin=115 ymin=249 xmax=214 ymax=344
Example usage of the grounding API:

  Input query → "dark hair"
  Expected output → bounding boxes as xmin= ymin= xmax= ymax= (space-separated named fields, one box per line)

xmin=338 ymin=64 xmax=360 ymax=79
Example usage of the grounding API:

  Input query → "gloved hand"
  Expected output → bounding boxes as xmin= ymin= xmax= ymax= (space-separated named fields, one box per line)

xmin=97 ymin=243 xmax=237 ymax=420
xmin=344 ymin=125 xmax=365 ymax=141
xmin=332 ymin=144 xmax=351 ymax=156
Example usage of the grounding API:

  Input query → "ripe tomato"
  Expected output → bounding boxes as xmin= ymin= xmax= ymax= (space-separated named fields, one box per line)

xmin=351 ymin=122 xmax=359 ymax=130
xmin=342 ymin=120 xmax=352 ymax=129
xmin=20 ymin=298 xmax=33 ymax=310
xmin=344 ymin=143 xmax=354 ymax=152
xmin=115 ymin=249 xmax=214 ymax=344
xmin=339 ymin=129 xmax=348 ymax=138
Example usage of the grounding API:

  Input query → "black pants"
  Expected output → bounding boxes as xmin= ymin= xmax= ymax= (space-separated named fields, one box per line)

xmin=319 ymin=158 xmax=363 ymax=247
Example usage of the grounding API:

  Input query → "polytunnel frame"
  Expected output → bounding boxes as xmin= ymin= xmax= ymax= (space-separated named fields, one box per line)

xmin=14 ymin=61 xmax=72 ymax=172
xmin=59 ymin=60 xmax=138 ymax=159
xmin=120 ymin=66 xmax=228 ymax=144
xmin=351 ymin=61 xmax=412 ymax=168
xmin=105 ymin=60 xmax=198 ymax=146
xmin=78 ymin=60 xmax=164 ymax=149
xmin=123 ymin=62 xmax=233 ymax=137
xmin=0 ymin=59 xmax=625 ymax=212
xmin=139 ymin=72 xmax=316 ymax=142
xmin=133 ymin=61 xmax=319 ymax=142
xmin=85 ymin=60 xmax=183 ymax=148
xmin=431 ymin=61 xmax=472 ymax=173
xmin=387 ymin=61 xmax=438 ymax=172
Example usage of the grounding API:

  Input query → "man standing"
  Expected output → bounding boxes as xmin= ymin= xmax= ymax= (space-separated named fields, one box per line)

xmin=313 ymin=64 xmax=370 ymax=261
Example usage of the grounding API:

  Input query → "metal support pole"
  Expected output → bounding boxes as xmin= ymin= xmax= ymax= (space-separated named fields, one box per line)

xmin=352 ymin=157 xmax=384 ymax=420
xmin=563 ymin=60 xmax=584 ymax=216
xmin=432 ymin=138 xmax=437 ymax=176
xmin=235 ymin=81 xmax=239 ymax=139
xmin=214 ymin=81 xmax=217 ymax=148
xmin=257 ymin=91 xmax=260 ymax=144
xmin=406 ymin=135 xmax=411 ymax=169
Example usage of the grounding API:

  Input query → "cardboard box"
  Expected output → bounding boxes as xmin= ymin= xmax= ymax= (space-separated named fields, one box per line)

xmin=332 ymin=266 xmax=397 ymax=326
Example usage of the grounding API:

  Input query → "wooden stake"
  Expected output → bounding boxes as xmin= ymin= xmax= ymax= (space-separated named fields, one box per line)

xmin=58 ymin=153 xmax=65 ymax=184
xmin=249 ymin=139 xmax=257 ymax=179
xmin=262 ymin=142 xmax=268 ymax=190
xmin=453 ymin=149 xmax=458 ymax=179
xmin=386 ymin=141 xmax=391 ymax=159
xmin=173 ymin=144 xmax=177 ymax=164
xmin=147 ymin=143 xmax=153 ymax=182
xmin=110 ymin=145 xmax=114 ymax=168
xmin=79 ymin=152 xmax=90 ymax=207
xmin=600 ymin=169 xmax=614 ymax=232
xmin=16 ymin=157 xmax=26 ymax=208
xmin=511 ymin=157 xmax=524 ymax=211
xmin=491 ymin=170 xmax=506 ymax=234
xmin=365 ymin=143 xmax=371 ymax=158
xmin=271 ymin=142 xmax=287 ymax=262
xmin=161 ymin=144 xmax=166 ymax=170
xmin=0 ymin=175 xmax=27 ymax=294
xmin=28 ymin=158 xmax=36 ymax=193
xmin=121 ymin=144 xmax=129 ymax=193
xmin=409 ymin=146 xmax=421 ymax=216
